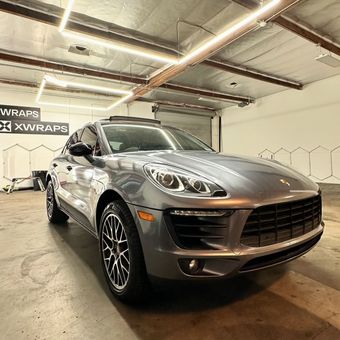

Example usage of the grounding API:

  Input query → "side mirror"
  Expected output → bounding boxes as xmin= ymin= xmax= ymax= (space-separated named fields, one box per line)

xmin=69 ymin=142 xmax=92 ymax=157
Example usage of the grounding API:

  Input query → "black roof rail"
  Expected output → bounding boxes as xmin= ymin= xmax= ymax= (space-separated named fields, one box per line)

xmin=102 ymin=116 xmax=161 ymax=124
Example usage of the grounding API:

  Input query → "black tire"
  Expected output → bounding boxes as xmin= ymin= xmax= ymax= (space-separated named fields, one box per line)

xmin=46 ymin=181 xmax=69 ymax=224
xmin=99 ymin=201 xmax=150 ymax=303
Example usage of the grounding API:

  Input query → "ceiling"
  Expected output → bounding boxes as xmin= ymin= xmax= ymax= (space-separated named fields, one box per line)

xmin=0 ymin=0 xmax=339 ymax=111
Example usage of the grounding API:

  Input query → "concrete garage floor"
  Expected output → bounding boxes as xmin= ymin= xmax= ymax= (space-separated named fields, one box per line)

xmin=0 ymin=185 xmax=339 ymax=340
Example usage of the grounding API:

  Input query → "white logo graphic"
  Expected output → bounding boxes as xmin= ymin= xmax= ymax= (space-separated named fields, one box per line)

xmin=0 ymin=120 xmax=12 ymax=133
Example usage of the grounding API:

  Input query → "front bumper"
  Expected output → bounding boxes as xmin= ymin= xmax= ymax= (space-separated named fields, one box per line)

xmin=127 ymin=204 xmax=324 ymax=280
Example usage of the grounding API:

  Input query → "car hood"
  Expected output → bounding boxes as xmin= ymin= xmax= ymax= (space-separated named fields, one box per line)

xmin=115 ymin=150 xmax=318 ymax=201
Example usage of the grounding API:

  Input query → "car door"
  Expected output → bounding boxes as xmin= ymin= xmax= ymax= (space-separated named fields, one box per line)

xmin=52 ymin=130 xmax=82 ymax=206
xmin=64 ymin=125 xmax=98 ymax=231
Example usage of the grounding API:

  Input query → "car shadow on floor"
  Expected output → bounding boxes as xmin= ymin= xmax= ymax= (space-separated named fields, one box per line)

xmin=51 ymin=220 xmax=287 ymax=312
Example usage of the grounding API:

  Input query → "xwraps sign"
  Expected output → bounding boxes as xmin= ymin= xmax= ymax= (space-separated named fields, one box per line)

xmin=0 ymin=104 xmax=69 ymax=135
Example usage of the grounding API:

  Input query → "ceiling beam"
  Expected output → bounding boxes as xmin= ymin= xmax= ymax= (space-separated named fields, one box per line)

xmin=0 ymin=52 xmax=252 ymax=103
xmin=129 ymin=0 xmax=302 ymax=101
xmin=142 ymin=99 xmax=216 ymax=112
xmin=0 ymin=51 xmax=146 ymax=84
xmin=233 ymin=0 xmax=340 ymax=57
xmin=0 ymin=77 xmax=216 ymax=112
xmin=0 ymin=0 xmax=173 ymax=55
xmin=160 ymin=83 xmax=254 ymax=103
xmin=275 ymin=16 xmax=340 ymax=57
xmin=232 ymin=0 xmax=261 ymax=10
xmin=204 ymin=59 xmax=302 ymax=90
xmin=0 ymin=0 xmax=303 ymax=90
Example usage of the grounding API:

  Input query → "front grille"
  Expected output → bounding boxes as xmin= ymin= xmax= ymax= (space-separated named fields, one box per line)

xmin=241 ymin=195 xmax=322 ymax=247
xmin=165 ymin=211 xmax=233 ymax=250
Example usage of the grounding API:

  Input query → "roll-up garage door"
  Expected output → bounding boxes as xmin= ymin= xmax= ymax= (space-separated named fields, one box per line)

xmin=155 ymin=106 xmax=214 ymax=146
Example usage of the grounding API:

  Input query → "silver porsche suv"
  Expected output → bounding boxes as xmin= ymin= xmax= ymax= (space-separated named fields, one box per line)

xmin=46 ymin=116 xmax=323 ymax=302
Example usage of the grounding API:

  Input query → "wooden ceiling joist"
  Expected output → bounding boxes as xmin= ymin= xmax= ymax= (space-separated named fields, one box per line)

xmin=234 ymin=0 xmax=340 ymax=57
xmin=0 ymin=52 xmax=253 ymax=104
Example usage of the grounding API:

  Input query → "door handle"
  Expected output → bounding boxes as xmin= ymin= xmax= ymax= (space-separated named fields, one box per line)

xmin=52 ymin=163 xmax=58 ymax=168
xmin=66 ymin=166 xmax=73 ymax=171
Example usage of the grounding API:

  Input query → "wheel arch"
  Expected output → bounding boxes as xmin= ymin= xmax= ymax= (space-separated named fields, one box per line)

xmin=46 ymin=173 xmax=52 ymax=184
xmin=96 ymin=189 xmax=126 ymax=234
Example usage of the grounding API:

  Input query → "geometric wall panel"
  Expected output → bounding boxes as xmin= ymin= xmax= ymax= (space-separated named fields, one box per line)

xmin=259 ymin=145 xmax=339 ymax=182
xmin=2 ymin=144 xmax=63 ymax=180
xmin=291 ymin=147 xmax=310 ymax=177
xmin=273 ymin=147 xmax=291 ymax=166
xmin=3 ymin=144 xmax=30 ymax=179
xmin=30 ymin=145 xmax=56 ymax=171
xmin=331 ymin=146 xmax=340 ymax=180
xmin=310 ymin=146 xmax=332 ymax=181
xmin=258 ymin=149 xmax=274 ymax=160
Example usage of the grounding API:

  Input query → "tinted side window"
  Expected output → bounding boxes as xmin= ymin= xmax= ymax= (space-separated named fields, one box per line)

xmin=63 ymin=130 xmax=82 ymax=154
xmin=80 ymin=126 xmax=97 ymax=149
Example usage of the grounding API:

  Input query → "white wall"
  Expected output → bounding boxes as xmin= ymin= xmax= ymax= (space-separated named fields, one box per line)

xmin=221 ymin=74 xmax=340 ymax=183
xmin=0 ymin=84 xmax=154 ymax=189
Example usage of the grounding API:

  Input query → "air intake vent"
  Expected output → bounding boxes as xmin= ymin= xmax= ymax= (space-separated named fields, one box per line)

xmin=315 ymin=54 xmax=340 ymax=68
xmin=68 ymin=44 xmax=90 ymax=56
xmin=165 ymin=210 xmax=234 ymax=250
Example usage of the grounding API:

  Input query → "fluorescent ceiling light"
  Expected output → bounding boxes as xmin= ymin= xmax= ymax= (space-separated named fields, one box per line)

xmin=179 ymin=0 xmax=281 ymax=64
xmin=36 ymin=75 xmax=133 ymax=111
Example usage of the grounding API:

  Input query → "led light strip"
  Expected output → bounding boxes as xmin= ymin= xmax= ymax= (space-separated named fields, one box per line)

xmin=52 ymin=0 xmax=281 ymax=108
xmin=58 ymin=0 xmax=75 ymax=32
xmin=61 ymin=31 xmax=179 ymax=64
xmin=36 ymin=75 xmax=133 ymax=111
xmin=44 ymin=75 xmax=132 ymax=95
xmin=169 ymin=210 xmax=229 ymax=217
xmin=58 ymin=0 xmax=178 ymax=64
xmin=179 ymin=0 xmax=281 ymax=64
xmin=58 ymin=0 xmax=281 ymax=66
xmin=37 ymin=100 xmax=108 ymax=111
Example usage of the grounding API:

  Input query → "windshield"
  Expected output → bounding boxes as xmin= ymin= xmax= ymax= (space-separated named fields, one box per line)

xmin=102 ymin=124 xmax=213 ymax=153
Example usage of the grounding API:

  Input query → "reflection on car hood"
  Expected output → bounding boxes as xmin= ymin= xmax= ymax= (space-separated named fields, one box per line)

xmin=114 ymin=150 xmax=318 ymax=198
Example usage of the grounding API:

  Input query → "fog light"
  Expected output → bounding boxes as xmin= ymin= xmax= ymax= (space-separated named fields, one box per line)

xmin=179 ymin=258 xmax=204 ymax=275
xmin=189 ymin=259 xmax=199 ymax=273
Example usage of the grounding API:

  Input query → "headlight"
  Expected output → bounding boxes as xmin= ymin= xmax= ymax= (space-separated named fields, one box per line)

xmin=144 ymin=164 xmax=226 ymax=197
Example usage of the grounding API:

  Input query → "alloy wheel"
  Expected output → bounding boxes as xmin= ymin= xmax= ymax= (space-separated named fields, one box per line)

xmin=101 ymin=213 xmax=130 ymax=291
xmin=46 ymin=183 xmax=54 ymax=219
